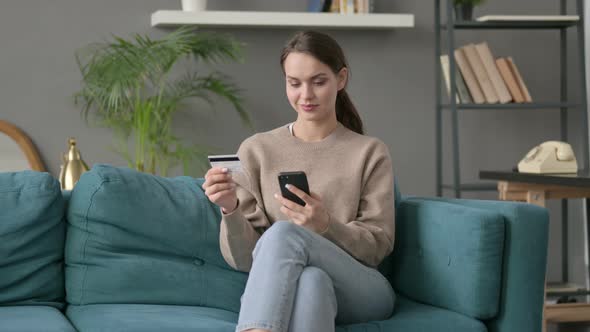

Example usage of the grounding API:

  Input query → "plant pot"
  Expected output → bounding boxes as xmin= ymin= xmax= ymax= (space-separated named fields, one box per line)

xmin=454 ymin=3 xmax=474 ymax=21
xmin=182 ymin=0 xmax=207 ymax=12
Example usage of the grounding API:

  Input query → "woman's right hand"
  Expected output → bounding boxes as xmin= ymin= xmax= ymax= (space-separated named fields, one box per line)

xmin=203 ymin=167 xmax=238 ymax=213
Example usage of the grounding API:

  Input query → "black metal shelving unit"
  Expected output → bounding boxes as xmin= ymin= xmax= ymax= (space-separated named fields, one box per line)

xmin=435 ymin=0 xmax=589 ymax=199
xmin=436 ymin=1 xmax=590 ymax=326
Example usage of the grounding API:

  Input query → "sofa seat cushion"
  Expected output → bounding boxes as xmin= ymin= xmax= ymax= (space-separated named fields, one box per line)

xmin=66 ymin=165 xmax=247 ymax=312
xmin=336 ymin=296 xmax=487 ymax=332
xmin=66 ymin=304 xmax=238 ymax=332
xmin=0 ymin=306 xmax=76 ymax=332
xmin=0 ymin=171 xmax=66 ymax=309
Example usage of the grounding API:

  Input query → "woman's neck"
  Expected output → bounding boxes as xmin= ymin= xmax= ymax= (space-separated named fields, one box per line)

xmin=292 ymin=118 xmax=338 ymax=142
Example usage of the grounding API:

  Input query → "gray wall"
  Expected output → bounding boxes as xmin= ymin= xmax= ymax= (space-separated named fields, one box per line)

xmin=0 ymin=0 xmax=588 ymax=330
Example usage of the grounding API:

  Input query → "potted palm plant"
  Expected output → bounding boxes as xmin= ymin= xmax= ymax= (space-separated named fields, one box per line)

xmin=453 ymin=0 xmax=485 ymax=21
xmin=75 ymin=27 xmax=249 ymax=176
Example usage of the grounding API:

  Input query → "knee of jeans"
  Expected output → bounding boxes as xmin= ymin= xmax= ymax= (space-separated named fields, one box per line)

xmin=299 ymin=267 xmax=337 ymax=310
xmin=299 ymin=266 xmax=334 ymax=294
xmin=262 ymin=220 xmax=303 ymax=242
xmin=253 ymin=221 xmax=302 ymax=258
xmin=252 ymin=220 xmax=305 ymax=258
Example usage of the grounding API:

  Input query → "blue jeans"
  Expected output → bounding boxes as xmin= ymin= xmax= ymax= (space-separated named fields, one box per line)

xmin=236 ymin=221 xmax=396 ymax=332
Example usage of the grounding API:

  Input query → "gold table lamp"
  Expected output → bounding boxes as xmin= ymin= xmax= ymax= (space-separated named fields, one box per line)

xmin=59 ymin=138 xmax=89 ymax=190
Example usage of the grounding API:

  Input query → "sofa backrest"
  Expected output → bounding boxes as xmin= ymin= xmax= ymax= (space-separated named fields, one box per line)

xmin=0 ymin=171 xmax=66 ymax=309
xmin=65 ymin=165 xmax=247 ymax=312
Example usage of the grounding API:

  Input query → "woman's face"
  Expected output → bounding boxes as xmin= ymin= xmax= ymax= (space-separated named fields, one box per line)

xmin=283 ymin=52 xmax=347 ymax=123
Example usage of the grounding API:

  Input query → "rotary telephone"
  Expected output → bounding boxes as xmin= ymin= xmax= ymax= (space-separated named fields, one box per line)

xmin=518 ymin=141 xmax=578 ymax=174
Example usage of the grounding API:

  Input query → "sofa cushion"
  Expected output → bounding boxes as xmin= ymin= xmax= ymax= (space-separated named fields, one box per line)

xmin=66 ymin=304 xmax=238 ymax=332
xmin=0 ymin=171 xmax=66 ymax=309
xmin=385 ymin=198 xmax=505 ymax=319
xmin=65 ymin=165 xmax=247 ymax=312
xmin=0 ymin=306 xmax=76 ymax=332
xmin=336 ymin=296 xmax=486 ymax=332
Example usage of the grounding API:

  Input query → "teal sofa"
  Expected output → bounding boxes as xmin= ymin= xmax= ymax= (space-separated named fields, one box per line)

xmin=0 ymin=165 xmax=549 ymax=332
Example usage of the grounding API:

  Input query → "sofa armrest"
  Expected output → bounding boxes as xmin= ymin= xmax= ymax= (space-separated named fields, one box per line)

xmin=408 ymin=197 xmax=549 ymax=332
xmin=383 ymin=197 xmax=506 ymax=319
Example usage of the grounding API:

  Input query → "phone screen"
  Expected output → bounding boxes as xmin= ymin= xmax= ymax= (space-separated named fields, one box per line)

xmin=278 ymin=171 xmax=310 ymax=206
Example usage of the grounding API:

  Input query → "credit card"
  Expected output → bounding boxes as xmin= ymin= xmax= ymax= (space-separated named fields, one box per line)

xmin=208 ymin=154 xmax=242 ymax=173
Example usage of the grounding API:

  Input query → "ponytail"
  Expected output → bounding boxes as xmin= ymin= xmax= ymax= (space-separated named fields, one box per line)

xmin=336 ymin=90 xmax=364 ymax=135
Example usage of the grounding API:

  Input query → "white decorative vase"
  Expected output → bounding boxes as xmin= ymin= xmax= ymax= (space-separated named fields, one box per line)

xmin=182 ymin=0 xmax=207 ymax=11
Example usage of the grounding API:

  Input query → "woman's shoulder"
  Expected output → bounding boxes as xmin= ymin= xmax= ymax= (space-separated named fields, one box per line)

xmin=341 ymin=127 xmax=389 ymax=153
xmin=238 ymin=125 xmax=288 ymax=153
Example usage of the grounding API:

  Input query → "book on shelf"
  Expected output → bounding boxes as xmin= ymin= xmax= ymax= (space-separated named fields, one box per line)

xmin=506 ymin=56 xmax=533 ymax=102
xmin=440 ymin=54 xmax=472 ymax=104
xmin=446 ymin=41 xmax=533 ymax=105
xmin=353 ymin=0 xmax=373 ymax=13
xmin=454 ymin=48 xmax=485 ymax=104
xmin=442 ymin=41 xmax=533 ymax=106
xmin=462 ymin=44 xmax=499 ymax=104
xmin=496 ymin=57 xmax=525 ymax=103
xmin=307 ymin=0 xmax=332 ymax=12
xmin=475 ymin=42 xmax=512 ymax=104
xmin=330 ymin=0 xmax=339 ymax=12
xmin=476 ymin=15 xmax=579 ymax=22
xmin=329 ymin=0 xmax=373 ymax=14
xmin=339 ymin=0 xmax=355 ymax=14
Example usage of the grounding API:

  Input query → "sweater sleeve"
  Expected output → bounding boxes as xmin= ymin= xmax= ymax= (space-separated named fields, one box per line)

xmin=320 ymin=141 xmax=395 ymax=267
xmin=219 ymin=138 xmax=271 ymax=272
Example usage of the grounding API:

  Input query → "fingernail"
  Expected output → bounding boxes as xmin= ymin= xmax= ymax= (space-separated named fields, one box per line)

xmin=274 ymin=193 xmax=279 ymax=199
xmin=222 ymin=168 xmax=228 ymax=173
xmin=285 ymin=184 xmax=290 ymax=189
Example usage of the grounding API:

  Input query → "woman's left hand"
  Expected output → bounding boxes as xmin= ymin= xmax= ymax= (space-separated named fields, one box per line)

xmin=274 ymin=184 xmax=330 ymax=234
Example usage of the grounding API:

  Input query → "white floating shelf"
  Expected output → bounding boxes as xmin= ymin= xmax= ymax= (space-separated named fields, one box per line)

xmin=151 ymin=10 xmax=415 ymax=29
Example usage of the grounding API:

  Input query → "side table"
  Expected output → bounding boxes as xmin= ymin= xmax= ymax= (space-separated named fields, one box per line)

xmin=480 ymin=170 xmax=590 ymax=331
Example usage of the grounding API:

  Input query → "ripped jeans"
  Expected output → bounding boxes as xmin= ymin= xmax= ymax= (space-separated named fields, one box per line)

xmin=236 ymin=221 xmax=396 ymax=332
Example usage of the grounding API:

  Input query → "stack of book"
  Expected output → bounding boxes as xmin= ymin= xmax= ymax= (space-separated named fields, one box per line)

xmin=440 ymin=42 xmax=532 ymax=104
xmin=308 ymin=0 xmax=374 ymax=14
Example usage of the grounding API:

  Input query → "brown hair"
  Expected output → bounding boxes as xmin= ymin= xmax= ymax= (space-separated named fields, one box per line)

xmin=280 ymin=30 xmax=364 ymax=135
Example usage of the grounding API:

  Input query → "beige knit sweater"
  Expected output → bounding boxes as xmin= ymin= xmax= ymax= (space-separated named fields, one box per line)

xmin=219 ymin=122 xmax=395 ymax=272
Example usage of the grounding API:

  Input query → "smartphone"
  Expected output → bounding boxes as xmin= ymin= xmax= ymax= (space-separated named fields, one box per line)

xmin=278 ymin=171 xmax=310 ymax=206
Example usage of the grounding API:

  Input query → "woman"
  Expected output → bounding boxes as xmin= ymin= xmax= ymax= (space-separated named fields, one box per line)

xmin=203 ymin=30 xmax=395 ymax=332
